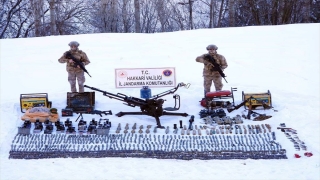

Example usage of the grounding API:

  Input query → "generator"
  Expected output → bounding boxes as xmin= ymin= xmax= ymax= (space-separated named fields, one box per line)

xmin=242 ymin=90 xmax=272 ymax=109
xmin=200 ymin=87 xmax=237 ymax=108
xmin=20 ymin=93 xmax=52 ymax=113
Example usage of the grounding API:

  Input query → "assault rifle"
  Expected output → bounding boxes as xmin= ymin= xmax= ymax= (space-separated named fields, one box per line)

xmin=227 ymin=98 xmax=250 ymax=113
xmin=204 ymin=54 xmax=228 ymax=83
xmin=227 ymin=96 xmax=272 ymax=120
xmin=65 ymin=51 xmax=92 ymax=77
xmin=277 ymin=127 xmax=296 ymax=132
xmin=84 ymin=83 xmax=190 ymax=128
xmin=75 ymin=110 xmax=113 ymax=122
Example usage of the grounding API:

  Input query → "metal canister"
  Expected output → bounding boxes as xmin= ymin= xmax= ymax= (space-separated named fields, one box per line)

xmin=140 ymin=86 xmax=152 ymax=99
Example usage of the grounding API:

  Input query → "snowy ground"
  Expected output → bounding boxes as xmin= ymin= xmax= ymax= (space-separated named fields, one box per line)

xmin=0 ymin=23 xmax=319 ymax=180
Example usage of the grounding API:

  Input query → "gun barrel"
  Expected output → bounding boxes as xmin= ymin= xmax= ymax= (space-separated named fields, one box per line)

xmin=223 ymin=77 xmax=228 ymax=83
xmin=84 ymin=85 xmax=147 ymax=107
xmin=277 ymin=127 xmax=293 ymax=130
xmin=84 ymin=85 xmax=105 ymax=93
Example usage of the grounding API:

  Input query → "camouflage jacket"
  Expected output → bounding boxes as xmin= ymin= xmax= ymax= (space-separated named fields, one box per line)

xmin=58 ymin=50 xmax=90 ymax=73
xmin=196 ymin=53 xmax=228 ymax=76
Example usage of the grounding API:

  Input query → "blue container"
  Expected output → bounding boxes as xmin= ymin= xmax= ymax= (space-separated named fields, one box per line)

xmin=140 ymin=86 xmax=152 ymax=99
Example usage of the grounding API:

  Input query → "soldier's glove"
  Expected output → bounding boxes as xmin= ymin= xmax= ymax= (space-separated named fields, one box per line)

xmin=206 ymin=62 xmax=219 ymax=71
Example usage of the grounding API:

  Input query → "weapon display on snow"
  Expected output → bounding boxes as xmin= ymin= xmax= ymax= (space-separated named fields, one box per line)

xmin=65 ymin=51 xmax=92 ymax=77
xmin=204 ymin=54 xmax=228 ymax=83
xmin=84 ymin=82 xmax=190 ymax=128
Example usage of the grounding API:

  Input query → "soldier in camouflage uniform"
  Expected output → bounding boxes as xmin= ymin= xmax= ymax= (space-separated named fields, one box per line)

xmin=196 ymin=44 xmax=228 ymax=97
xmin=58 ymin=41 xmax=91 ymax=93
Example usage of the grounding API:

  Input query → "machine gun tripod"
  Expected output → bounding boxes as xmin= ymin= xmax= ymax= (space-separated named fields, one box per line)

xmin=84 ymin=83 xmax=190 ymax=128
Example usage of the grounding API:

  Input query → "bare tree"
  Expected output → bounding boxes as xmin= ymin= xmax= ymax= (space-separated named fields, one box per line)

xmin=217 ymin=0 xmax=225 ymax=27
xmin=49 ymin=0 xmax=57 ymax=35
xmin=270 ymin=0 xmax=279 ymax=25
xmin=197 ymin=0 xmax=216 ymax=28
xmin=188 ymin=0 xmax=194 ymax=29
xmin=1 ymin=0 xmax=22 ymax=38
xmin=248 ymin=0 xmax=261 ymax=25
xmin=208 ymin=0 xmax=215 ymax=28
xmin=53 ymin=0 xmax=91 ymax=35
xmin=88 ymin=0 xmax=120 ymax=33
xmin=0 ymin=0 xmax=35 ymax=38
xmin=301 ymin=0 xmax=310 ymax=22
xmin=310 ymin=0 xmax=319 ymax=23
xmin=30 ymin=0 xmax=45 ymax=37
xmin=134 ymin=0 xmax=141 ymax=32
xmin=169 ymin=1 xmax=186 ymax=30
xmin=0 ymin=0 xmax=9 ymax=28
xmin=1 ymin=0 xmax=319 ymax=38
xmin=140 ymin=0 xmax=159 ymax=33
xmin=155 ymin=0 xmax=168 ymax=32
xmin=178 ymin=0 xmax=195 ymax=29
xmin=120 ymin=0 xmax=134 ymax=32
xmin=280 ymin=0 xmax=296 ymax=24
xmin=228 ymin=0 xmax=235 ymax=26
xmin=110 ymin=0 xmax=118 ymax=32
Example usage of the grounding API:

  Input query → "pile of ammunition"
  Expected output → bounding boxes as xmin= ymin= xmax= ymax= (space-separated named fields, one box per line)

xmin=10 ymin=116 xmax=291 ymax=160
xmin=9 ymin=130 xmax=287 ymax=160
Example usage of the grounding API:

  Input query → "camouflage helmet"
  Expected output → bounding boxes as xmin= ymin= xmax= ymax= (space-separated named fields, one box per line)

xmin=206 ymin=44 xmax=218 ymax=50
xmin=68 ymin=41 xmax=80 ymax=47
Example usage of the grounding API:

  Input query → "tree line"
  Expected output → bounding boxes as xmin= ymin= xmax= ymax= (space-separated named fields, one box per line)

xmin=1 ymin=0 xmax=319 ymax=39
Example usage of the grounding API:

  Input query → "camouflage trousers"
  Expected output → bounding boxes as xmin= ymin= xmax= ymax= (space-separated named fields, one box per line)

xmin=68 ymin=71 xmax=85 ymax=93
xmin=203 ymin=74 xmax=223 ymax=96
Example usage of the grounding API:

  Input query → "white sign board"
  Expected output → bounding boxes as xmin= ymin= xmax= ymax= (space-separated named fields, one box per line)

xmin=115 ymin=67 xmax=176 ymax=88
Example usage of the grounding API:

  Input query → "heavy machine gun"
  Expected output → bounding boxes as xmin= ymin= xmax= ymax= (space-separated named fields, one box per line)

xmin=84 ymin=82 xmax=190 ymax=128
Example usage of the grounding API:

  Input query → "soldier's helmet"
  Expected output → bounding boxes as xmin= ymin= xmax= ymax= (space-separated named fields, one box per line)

xmin=206 ymin=44 xmax=218 ymax=50
xmin=68 ymin=41 xmax=80 ymax=47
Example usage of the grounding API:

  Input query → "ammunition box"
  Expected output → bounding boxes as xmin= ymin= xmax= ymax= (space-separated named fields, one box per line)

xmin=61 ymin=108 xmax=73 ymax=117
xmin=96 ymin=128 xmax=109 ymax=135
xmin=66 ymin=92 xmax=95 ymax=112
xmin=18 ymin=127 xmax=31 ymax=135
